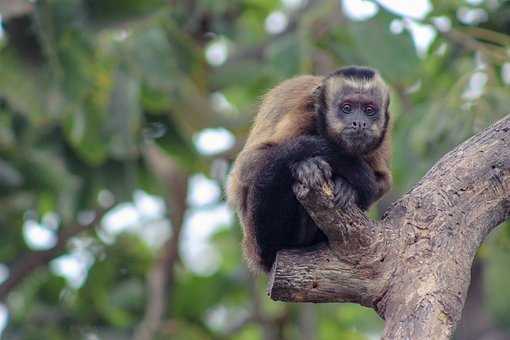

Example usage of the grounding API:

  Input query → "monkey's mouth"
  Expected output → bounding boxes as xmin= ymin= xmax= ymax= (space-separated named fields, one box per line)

xmin=336 ymin=130 xmax=378 ymax=154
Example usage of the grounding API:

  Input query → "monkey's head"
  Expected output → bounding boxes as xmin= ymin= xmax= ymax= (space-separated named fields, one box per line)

xmin=314 ymin=66 xmax=390 ymax=155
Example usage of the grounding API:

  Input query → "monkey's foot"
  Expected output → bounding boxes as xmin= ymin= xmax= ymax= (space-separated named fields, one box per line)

xmin=333 ymin=178 xmax=357 ymax=209
xmin=290 ymin=157 xmax=335 ymax=200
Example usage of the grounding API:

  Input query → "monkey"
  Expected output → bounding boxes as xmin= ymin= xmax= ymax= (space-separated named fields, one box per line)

xmin=226 ymin=66 xmax=392 ymax=273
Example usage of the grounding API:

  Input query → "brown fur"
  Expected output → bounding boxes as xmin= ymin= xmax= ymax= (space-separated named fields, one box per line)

xmin=227 ymin=75 xmax=322 ymax=210
xmin=227 ymin=72 xmax=392 ymax=273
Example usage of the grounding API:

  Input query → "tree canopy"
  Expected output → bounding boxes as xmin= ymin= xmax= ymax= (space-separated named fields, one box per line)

xmin=0 ymin=0 xmax=509 ymax=339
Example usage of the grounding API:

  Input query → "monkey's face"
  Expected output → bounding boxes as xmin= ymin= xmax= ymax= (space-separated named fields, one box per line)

xmin=327 ymin=92 xmax=385 ymax=154
xmin=316 ymin=74 xmax=389 ymax=155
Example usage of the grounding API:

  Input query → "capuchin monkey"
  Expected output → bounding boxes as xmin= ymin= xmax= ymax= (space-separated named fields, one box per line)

xmin=227 ymin=66 xmax=392 ymax=273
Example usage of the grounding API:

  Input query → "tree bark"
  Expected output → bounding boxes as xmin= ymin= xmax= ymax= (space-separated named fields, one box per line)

xmin=269 ymin=115 xmax=510 ymax=339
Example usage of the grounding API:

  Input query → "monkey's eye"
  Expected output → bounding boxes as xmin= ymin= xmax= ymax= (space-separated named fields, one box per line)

xmin=341 ymin=103 xmax=352 ymax=113
xmin=364 ymin=105 xmax=376 ymax=116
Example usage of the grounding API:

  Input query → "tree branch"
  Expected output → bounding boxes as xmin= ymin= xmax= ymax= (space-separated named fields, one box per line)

xmin=133 ymin=144 xmax=189 ymax=340
xmin=0 ymin=209 xmax=109 ymax=301
xmin=269 ymin=115 xmax=510 ymax=339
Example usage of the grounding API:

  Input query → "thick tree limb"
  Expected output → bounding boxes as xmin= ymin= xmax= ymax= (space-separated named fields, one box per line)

xmin=269 ymin=115 xmax=510 ymax=339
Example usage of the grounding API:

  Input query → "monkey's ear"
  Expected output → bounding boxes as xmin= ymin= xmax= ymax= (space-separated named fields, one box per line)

xmin=312 ymin=84 xmax=326 ymax=114
xmin=312 ymin=84 xmax=323 ymax=100
xmin=384 ymin=92 xmax=391 ymax=112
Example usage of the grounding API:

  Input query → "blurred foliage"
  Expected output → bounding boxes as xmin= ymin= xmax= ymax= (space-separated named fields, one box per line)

xmin=0 ymin=0 xmax=509 ymax=339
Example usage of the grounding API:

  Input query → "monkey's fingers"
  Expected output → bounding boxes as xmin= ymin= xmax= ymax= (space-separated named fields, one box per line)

xmin=292 ymin=182 xmax=310 ymax=200
xmin=290 ymin=156 xmax=334 ymax=190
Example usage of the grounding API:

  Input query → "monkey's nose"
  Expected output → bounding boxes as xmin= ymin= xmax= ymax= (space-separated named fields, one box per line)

xmin=351 ymin=121 xmax=367 ymax=129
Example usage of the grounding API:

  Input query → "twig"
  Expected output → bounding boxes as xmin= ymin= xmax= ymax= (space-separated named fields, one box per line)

xmin=132 ymin=145 xmax=189 ymax=340
xmin=0 ymin=208 xmax=109 ymax=301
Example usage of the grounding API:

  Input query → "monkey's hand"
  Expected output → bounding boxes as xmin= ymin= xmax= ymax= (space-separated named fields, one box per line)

xmin=290 ymin=157 xmax=335 ymax=200
xmin=333 ymin=177 xmax=357 ymax=209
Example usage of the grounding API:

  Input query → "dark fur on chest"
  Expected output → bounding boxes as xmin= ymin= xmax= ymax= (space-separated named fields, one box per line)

xmin=245 ymin=135 xmax=378 ymax=271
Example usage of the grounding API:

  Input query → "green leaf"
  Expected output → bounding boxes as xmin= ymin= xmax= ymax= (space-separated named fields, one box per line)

xmin=127 ymin=27 xmax=180 ymax=91
xmin=84 ymin=0 xmax=166 ymax=26
xmin=0 ymin=158 xmax=23 ymax=188
xmin=144 ymin=112 xmax=200 ymax=170
xmin=0 ymin=50 xmax=48 ymax=119
xmin=348 ymin=11 xmax=421 ymax=85
xmin=267 ymin=33 xmax=302 ymax=78
xmin=107 ymin=68 xmax=142 ymax=159
xmin=62 ymin=61 xmax=116 ymax=165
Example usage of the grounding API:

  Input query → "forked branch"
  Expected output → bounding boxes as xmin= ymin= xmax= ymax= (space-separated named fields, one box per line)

xmin=269 ymin=115 xmax=510 ymax=340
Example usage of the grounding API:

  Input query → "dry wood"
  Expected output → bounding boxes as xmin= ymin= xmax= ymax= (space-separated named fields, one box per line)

xmin=269 ymin=115 xmax=510 ymax=339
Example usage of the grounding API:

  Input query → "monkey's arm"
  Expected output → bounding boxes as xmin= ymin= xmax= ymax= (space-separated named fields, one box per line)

xmin=373 ymin=168 xmax=392 ymax=201
xmin=231 ymin=136 xmax=334 ymax=272
xmin=327 ymin=155 xmax=379 ymax=210
xmin=363 ymin=155 xmax=392 ymax=202
xmin=364 ymin=134 xmax=392 ymax=202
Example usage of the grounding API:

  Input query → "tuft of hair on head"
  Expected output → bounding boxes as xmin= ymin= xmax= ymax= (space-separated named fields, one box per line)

xmin=330 ymin=65 xmax=377 ymax=81
xmin=324 ymin=65 xmax=389 ymax=98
